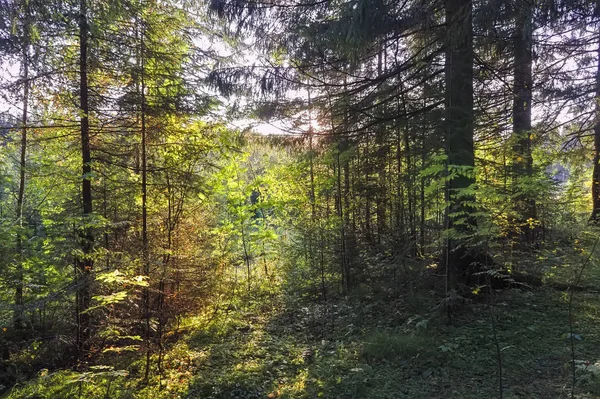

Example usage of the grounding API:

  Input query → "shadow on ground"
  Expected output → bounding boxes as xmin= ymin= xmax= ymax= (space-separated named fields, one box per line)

xmin=179 ymin=281 xmax=600 ymax=399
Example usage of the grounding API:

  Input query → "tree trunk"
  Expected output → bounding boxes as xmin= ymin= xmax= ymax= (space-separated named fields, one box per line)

xmin=336 ymin=150 xmax=348 ymax=293
xmin=328 ymin=95 xmax=349 ymax=293
xmin=513 ymin=0 xmax=536 ymax=237
xmin=396 ymin=122 xmax=404 ymax=243
xmin=398 ymin=79 xmax=417 ymax=256
xmin=157 ymin=172 xmax=173 ymax=380
xmin=138 ymin=15 xmax=152 ymax=382
xmin=375 ymin=136 xmax=387 ymax=243
xmin=77 ymin=0 xmax=94 ymax=357
xmin=445 ymin=0 xmax=475 ymax=282
xmin=14 ymin=0 xmax=30 ymax=329
xmin=364 ymin=133 xmax=372 ymax=243
xmin=420 ymin=86 xmax=428 ymax=254
xmin=590 ymin=27 xmax=600 ymax=222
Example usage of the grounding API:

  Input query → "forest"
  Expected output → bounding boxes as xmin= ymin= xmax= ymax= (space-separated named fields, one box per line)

xmin=0 ymin=0 xmax=599 ymax=398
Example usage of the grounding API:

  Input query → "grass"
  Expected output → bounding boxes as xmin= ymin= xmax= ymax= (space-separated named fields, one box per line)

xmin=360 ymin=331 xmax=434 ymax=364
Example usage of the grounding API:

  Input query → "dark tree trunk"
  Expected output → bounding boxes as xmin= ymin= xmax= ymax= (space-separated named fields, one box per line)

xmin=396 ymin=123 xmax=404 ymax=243
xmin=398 ymin=80 xmax=417 ymax=256
xmin=328 ymin=95 xmax=349 ymax=293
xmin=420 ymin=88 xmax=428 ymax=254
xmin=404 ymin=118 xmax=416 ymax=257
xmin=336 ymin=149 xmax=348 ymax=293
xmin=140 ymin=25 xmax=152 ymax=382
xmin=364 ymin=135 xmax=370 ymax=241
xmin=14 ymin=0 xmax=30 ymax=330
xmin=309 ymin=131 xmax=325 ymax=300
xmin=513 ymin=0 xmax=536 ymax=237
xmin=445 ymin=0 xmax=475 ymax=282
xmin=376 ymin=135 xmax=387 ymax=242
xmin=77 ymin=0 xmax=94 ymax=357
xmin=157 ymin=172 xmax=174 ymax=379
xmin=591 ymin=28 xmax=600 ymax=223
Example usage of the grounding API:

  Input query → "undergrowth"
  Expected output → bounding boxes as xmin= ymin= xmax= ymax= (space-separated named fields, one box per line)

xmin=4 ymin=243 xmax=600 ymax=399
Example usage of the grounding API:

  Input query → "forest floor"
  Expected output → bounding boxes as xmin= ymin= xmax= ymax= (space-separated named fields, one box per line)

xmin=178 ymin=285 xmax=600 ymax=399
xmin=5 ymin=245 xmax=600 ymax=399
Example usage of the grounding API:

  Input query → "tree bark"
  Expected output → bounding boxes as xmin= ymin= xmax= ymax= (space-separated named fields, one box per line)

xmin=590 ymin=27 xmax=600 ymax=222
xmin=77 ymin=0 xmax=94 ymax=357
xmin=137 ymin=13 xmax=152 ymax=382
xmin=399 ymin=83 xmax=417 ymax=257
xmin=14 ymin=0 xmax=30 ymax=330
xmin=445 ymin=0 xmax=475 ymax=281
xmin=513 ymin=0 xmax=536 ymax=237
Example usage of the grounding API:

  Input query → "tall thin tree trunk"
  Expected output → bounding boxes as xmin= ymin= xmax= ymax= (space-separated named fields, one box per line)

xmin=138 ymin=15 xmax=152 ymax=382
xmin=404 ymin=128 xmax=416 ymax=256
xmin=77 ymin=0 xmax=94 ymax=357
xmin=398 ymin=79 xmax=417 ymax=256
xmin=337 ymin=152 xmax=348 ymax=292
xmin=308 ymin=90 xmax=316 ymax=220
xmin=420 ymin=87 xmax=428 ymax=253
xmin=364 ymin=133 xmax=372 ymax=242
xmin=399 ymin=94 xmax=416 ymax=257
xmin=103 ymin=178 xmax=110 ymax=271
xmin=513 ymin=0 xmax=536 ymax=237
xmin=14 ymin=0 xmax=30 ymax=329
xmin=376 ymin=142 xmax=387 ymax=243
xmin=157 ymin=172 xmax=173 ymax=380
xmin=590 ymin=26 xmax=600 ymax=222
xmin=396 ymin=123 xmax=404 ymax=238
xmin=375 ymin=43 xmax=387 ymax=243
xmin=445 ymin=0 xmax=475 ymax=283
xmin=328 ymin=95 xmax=348 ymax=293
xmin=344 ymin=155 xmax=354 ymax=285
xmin=241 ymin=221 xmax=252 ymax=291
xmin=308 ymin=91 xmax=324 ymax=298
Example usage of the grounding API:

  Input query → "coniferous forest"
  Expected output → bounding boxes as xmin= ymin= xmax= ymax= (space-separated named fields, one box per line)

xmin=1 ymin=0 xmax=600 ymax=397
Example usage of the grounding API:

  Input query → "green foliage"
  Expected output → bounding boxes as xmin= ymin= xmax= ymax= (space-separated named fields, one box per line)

xmin=1 ymin=0 xmax=600 ymax=398
xmin=4 ymin=369 xmax=132 ymax=399
xmin=360 ymin=331 xmax=434 ymax=364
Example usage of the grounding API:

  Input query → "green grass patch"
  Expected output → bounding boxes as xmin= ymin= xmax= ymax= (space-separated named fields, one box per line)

xmin=360 ymin=331 xmax=434 ymax=364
